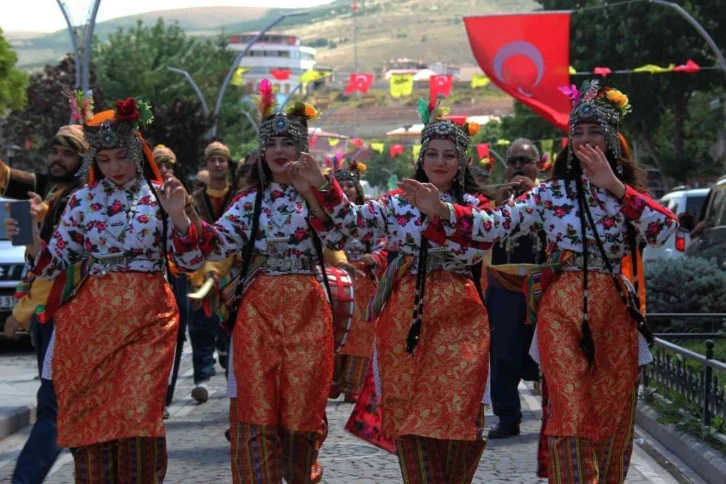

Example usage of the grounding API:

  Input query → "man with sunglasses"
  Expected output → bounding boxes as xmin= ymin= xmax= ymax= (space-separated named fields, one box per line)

xmin=486 ymin=138 xmax=548 ymax=439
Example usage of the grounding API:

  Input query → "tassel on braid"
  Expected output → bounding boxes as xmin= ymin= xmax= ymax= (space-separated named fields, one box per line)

xmin=144 ymin=176 xmax=173 ymax=279
xmin=574 ymin=177 xmax=595 ymax=366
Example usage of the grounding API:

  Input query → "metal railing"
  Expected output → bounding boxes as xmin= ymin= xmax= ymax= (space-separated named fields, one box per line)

xmin=641 ymin=313 xmax=726 ymax=441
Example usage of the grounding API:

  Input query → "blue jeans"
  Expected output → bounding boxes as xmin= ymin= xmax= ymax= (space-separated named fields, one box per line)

xmin=188 ymin=306 xmax=229 ymax=384
xmin=12 ymin=317 xmax=61 ymax=484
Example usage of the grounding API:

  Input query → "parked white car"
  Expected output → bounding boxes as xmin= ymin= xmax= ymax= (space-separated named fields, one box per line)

xmin=642 ymin=187 xmax=709 ymax=262
xmin=0 ymin=198 xmax=29 ymax=337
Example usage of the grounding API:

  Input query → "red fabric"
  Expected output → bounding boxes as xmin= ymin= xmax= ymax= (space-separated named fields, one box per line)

xmin=270 ymin=69 xmax=292 ymax=80
xmin=429 ymin=74 xmax=453 ymax=100
xmin=561 ymin=137 xmax=568 ymax=148
xmin=464 ymin=13 xmax=572 ymax=131
xmin=389 ymin=144 xmax=404 ymax=157
xmin=476 ymin=143 xmax=490 ymax=160
xmin=345 ymin=365 xmax=397 ymax=453
xmin=345 ymin=73 xmax=374 ymax=94
xmin=675 ymin=59 xmax=700 ymax=73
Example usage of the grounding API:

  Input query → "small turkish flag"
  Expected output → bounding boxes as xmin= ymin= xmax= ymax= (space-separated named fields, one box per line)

xmin=270 ymin=69 xmax=292 ymax=80
xmin=351 ymin=138 xmax=364 ymax=148
xmin=476 ymin=143 xmax=490 ymax=160
xmin=465 ymin=13 xmax=572 ymax=131
xmin=429 ymin=75 xmax=453 ymax=100
xmin=390 ymin=144 xmax=404 ymax=157
xmin=345 ymin=73 xmax=374 ymax=94
xmin=675 ymin=59 xmax=700 ymax=73
xmin=593 ymin=66 xmax=612 ymax=77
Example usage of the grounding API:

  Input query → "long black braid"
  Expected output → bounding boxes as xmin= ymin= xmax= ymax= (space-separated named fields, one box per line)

xmin=574 ymin=176 xmax=596 ymax=366
xmin=405 ymin=165 xmax=486 ymax=354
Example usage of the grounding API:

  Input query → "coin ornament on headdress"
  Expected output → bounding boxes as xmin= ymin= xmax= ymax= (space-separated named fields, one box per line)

xmin=559 ymin=79 xmax=631 ymax=169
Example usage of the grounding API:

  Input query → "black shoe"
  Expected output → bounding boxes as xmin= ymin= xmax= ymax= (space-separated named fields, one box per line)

xmin=488 ymin=423 xmax=520 ymax=439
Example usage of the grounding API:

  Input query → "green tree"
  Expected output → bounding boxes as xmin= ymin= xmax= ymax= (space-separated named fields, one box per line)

xmin=92 ymin=19 xmax=256 ymax=159
xmin=0 ymin=28 xmax=28 ymax=115
xmin=361 ymin=145 xmax=415 ymax=190
xmin=4 ymin=55 xmax=104 ymax=171
xmin=534 ymin=0 xmax=726 ymax=186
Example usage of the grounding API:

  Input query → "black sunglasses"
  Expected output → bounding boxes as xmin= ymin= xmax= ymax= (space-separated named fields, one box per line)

xmin=506 ymin=156 xmax=536 ymax=166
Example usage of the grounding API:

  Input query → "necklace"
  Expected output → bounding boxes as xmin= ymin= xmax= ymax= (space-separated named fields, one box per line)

xmin=103 ymin=179 xmax=140 ymax=243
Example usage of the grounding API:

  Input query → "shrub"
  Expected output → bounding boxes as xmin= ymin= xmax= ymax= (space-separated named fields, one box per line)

xmin=645 ymin=257 xmax=726 ymax=332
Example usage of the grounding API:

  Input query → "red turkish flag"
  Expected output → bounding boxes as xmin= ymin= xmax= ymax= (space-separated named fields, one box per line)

xmin=464 ymin=13 xmax=571 ymax=131
xmin=593 ymin=66 xmax=612 ymax=77
xmin=351 ymin=138 xmax=364 ymax=148
xmin=390 ymin=144 xmax=404 ymax=157
xmin=429 ymin=75 xmax=453 ymax=100
xmin=476 ymin=143 xmax=490 ymax=160
xmin=675 ymin=59 xmax=700 ymax=73
xmin=270 ymin=69 xmax=292 ymax=80
xmin=345 ymin=73 xmax=374 ymax=94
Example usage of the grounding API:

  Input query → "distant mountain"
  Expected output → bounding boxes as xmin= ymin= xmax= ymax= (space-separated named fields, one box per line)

xmin=7 ymin=0 xmax=537 ymax=71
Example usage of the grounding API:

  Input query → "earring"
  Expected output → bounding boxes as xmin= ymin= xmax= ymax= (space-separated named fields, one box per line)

xmin=616 ymin=163 xmax=624 ymax=176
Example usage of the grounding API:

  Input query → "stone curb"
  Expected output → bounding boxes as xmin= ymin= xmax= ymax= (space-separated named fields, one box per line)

xmin=0 ymin=405 xmax=36 ymax=441
xmin=635 ymin=401 xmax=726 ymax=484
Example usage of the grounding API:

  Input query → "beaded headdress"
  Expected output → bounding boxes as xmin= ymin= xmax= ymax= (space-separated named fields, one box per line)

xmin=559 ymin=79 xmax=631 ymax=172
xmin=333 ymin=160 xmax=366 ymax=182
xmin=73 ymin=90 xmax=157 ymax=183
xmin=416 ymin=97 xmax=479 ymax=189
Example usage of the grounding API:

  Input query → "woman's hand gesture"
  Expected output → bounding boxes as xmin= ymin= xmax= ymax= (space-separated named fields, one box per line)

xmin=287 ymin=152 xmax=326 ymax=190
xmin=398 ymin=179 xmax=449 ymax=219
xmin=577 ymin=145 xmax=626 ymax=198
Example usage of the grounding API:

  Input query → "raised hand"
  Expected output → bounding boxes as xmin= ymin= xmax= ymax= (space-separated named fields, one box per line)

xmin=288 ymin=152 xmax=326 ymax=189
xmin=156 ymin=176 xmax=188 ymax=218
xmin=398 ymin=179 xmax=449 ymax=219
xmin=577 ymin=145 xmax=626 ymax=198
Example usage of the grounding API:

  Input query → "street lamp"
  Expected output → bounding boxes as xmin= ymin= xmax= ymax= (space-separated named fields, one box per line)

xmin=56 ymin=0 xmax=102 ymax=92
xmin=211 ymin=11 xmax=309 ymax=137
xmin=166 ymin=67 xmax=210 ymax=116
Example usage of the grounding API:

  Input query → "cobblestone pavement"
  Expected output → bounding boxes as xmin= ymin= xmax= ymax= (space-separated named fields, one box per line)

xmin=0 ymin=347 xmax=686 ymax=483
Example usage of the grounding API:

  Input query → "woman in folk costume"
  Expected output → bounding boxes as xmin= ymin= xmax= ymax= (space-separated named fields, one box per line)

xmin=401 ymin=80 xmax=677 ymax=483
xmin=328 ymin=160 xmax=388 ymax=403
xmin=168 ymin=79 xmax=345 ymax=483
xmin=4 ymin=94 xmax=197 ymax=483
xmin=294 ymin=99 xmax=493 ymax=482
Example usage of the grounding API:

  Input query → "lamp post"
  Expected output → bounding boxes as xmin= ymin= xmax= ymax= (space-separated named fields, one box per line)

xmin=211 ymin=11 xmax=309 ymax=137
xmin=166 ymin=67 xmax=210 ymax=116
xmin=56 ymin=0 xmax=102 ymax=93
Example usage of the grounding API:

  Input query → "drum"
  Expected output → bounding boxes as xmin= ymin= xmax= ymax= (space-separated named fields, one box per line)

xmin=326 ymin=266 xmax=355 ymax=354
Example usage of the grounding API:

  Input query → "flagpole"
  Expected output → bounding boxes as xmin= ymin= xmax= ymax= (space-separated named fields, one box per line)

xmin=353 ymin=0 xmax=359 ymax=72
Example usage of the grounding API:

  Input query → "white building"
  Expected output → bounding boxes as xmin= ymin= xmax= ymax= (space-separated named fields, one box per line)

xmin=227 ymin=33 xmax=317 ymax=94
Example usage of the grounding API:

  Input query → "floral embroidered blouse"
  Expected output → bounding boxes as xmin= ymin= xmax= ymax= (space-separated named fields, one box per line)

xmin=33 ymin=177 xmax=196 ymax=278
xmin=311 ymin=179 xmax=489 ymax=274
xmin=423 ymin=177 xmax=678 ymax=271
xmin=173 ymin=182 xmax=346 ymax=273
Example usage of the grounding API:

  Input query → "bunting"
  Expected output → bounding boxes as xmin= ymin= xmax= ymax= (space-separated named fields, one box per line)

xmin=390 ymin=144 xmax=404 ymax=157
xmin=328 ymin=138 xmax=340 ymax=147
xmin=300 ymin=69 xmax=330 ymax=85
xmin=371 ymin=142 xmax=384 ymax=153
xmin=540 ymin=139 xmax=554 ymax=163
xmin=471 ymin=74 xmax=491 ymax=88
xmin=231 ymin=67 xmax=249 ymax=87
xmin=390 ymin=74 xmax=414 ymax=98
xmin=412 ymin=144 xmax=422 ymax=159
xmin=270 ymin=69 xmax=292 ymax=80
xmin=476 ymin=143 xmax=490 ymax=161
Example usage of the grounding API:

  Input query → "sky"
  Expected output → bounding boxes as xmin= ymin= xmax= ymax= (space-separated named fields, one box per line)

xmin=1 ymin=0 xmax=335 ymax=33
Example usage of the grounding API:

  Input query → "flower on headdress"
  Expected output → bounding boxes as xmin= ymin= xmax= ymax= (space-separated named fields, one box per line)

xmin=115 ymin=98 xmax=140 ymax=122
xmin=304 ymin=104 xmax=317 ymax=119
xmin=467 ymin=122 xmax=480 ymax=136
xmin=351 ymin=161 xmax=367 ymax=172
xmin=606 ymin=89 xmax=629 ymax=108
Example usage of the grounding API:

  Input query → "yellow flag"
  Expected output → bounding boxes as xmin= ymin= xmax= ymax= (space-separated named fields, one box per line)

xmin=231 ymin=67 xmax=249 ymax=87
xmin=371 ymin=142 xmax=384 ymax=153
xmin=412 ymin=144 xmax=422 ymax=159
xmin=632 ymin=63 xmax=675 ymax=74
xmin=390 ymin=74 xmax=414 ymax=98
xmin=328 ymin=138 xmax=340 ymax=147
xmin=299 ymin=69 xmax=330 ymax=85
xmin=496 ymin=139 xmax=510 ymax=147
xmin=471 ymin=74 xmax=490 ymax=89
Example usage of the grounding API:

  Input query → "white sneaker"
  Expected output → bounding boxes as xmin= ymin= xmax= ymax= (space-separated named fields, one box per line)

xmin=191 ymin=382 xmax=209 ymax=403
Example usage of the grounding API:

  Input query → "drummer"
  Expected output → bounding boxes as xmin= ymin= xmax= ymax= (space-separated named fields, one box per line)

xmin=329 ymin=160 xmax=387 ymax=404
xmin=169 ymin=88 xmax=346 ymax=482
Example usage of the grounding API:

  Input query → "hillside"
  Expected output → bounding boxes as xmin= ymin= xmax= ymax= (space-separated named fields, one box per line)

xmin=7 ymin=0 xmax=537 ymax=71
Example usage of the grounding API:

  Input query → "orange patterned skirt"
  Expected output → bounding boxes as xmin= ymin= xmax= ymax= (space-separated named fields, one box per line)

xmin=537 ymin=271 xmax=639 ymax=441
xmin=378 ymin=271 xmax=489 ymax=441
xmin=341 ymin=260 xmax=378 ymax=357
xmin=233 ymin=274 xmax=334 ymax=431
xmin=53 ymin=272 xmax=178 ymax=448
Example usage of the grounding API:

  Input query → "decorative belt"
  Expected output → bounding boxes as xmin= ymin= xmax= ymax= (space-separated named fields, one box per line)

xmin=91 ymin=253 xmax=137 ymax=275
xmin=562 ymin=251 xmax=618 ymax=272
xmin=264 ymin=256 xmax=315 ymax=274
xmin=410 ymin=247 xmax=451 ymax=273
